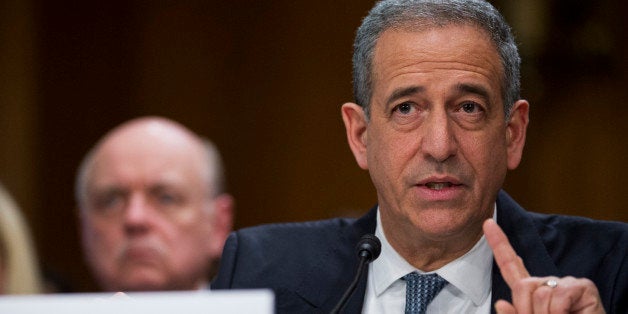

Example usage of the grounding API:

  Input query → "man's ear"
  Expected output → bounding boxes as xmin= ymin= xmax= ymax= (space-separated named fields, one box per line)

xmin=506 ymin=99 xmax=530 ymax=170
xmin=341 ymin=102 xmax=369 ymax=170
xmin=208 ymin=193 xmax=234 ymax=259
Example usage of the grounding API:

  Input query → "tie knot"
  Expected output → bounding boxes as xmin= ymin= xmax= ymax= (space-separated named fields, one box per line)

xmin=403 ymin=272 xmax=448 ymax=314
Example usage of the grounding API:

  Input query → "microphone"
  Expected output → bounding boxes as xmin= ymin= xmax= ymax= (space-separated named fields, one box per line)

xmin=330 ymin=234 xmax=381 ymax=314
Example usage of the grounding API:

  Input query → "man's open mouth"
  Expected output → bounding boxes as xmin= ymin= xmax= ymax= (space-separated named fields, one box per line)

xmin=425 ymin=182 xmax=456 ymax=190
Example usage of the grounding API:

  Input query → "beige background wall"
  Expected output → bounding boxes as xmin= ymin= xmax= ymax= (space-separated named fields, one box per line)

xmin=1 ymin=0 xmax=626 ymax=291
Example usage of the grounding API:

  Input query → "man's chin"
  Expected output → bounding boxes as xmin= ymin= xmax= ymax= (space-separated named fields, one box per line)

xmin=408 ymin=210 xmax=479 ymax=240
xmin=116 ymin=281 xmax=167 ymax=292
xmin=112 ymin=270 xmax=168 ymax=292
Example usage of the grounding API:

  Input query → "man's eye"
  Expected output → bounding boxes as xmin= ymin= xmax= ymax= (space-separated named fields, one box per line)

xmin=394 ymin=102 xmax=414 ymax=115
xmin=157 ymin=193 xmax=178 ymax=205
xmin=92 ymin=193 xmax=124 ymax=213
xmin=103 ymin=195 xmax=120 ymax=207
xmin=461 ymin=102 xmax=482 ymax=113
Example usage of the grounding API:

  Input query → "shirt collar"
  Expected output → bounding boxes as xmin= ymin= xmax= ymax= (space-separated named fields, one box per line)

xmin=371 ymin=206 xmax=494 ymax=306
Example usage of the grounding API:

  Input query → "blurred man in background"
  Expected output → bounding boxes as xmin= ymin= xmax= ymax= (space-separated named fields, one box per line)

xmin=76 ymin=116 xmax=233 ymax=291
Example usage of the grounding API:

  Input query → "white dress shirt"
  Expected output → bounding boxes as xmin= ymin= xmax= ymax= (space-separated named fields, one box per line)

xmin=362 ymin=208 xmax=494 ymax=313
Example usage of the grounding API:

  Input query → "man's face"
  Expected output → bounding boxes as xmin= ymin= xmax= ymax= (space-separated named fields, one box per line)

xmin=343 ymin=25 xmax=528 ymax=245
xmin=80 ymin=129 xmax=221 ymax=291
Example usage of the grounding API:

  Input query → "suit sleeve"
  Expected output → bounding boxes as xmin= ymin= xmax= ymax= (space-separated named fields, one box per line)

xmin=211 ymin=231 xmax=239 ymax=289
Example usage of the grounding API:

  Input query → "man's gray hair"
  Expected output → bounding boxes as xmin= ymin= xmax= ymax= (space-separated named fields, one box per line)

xmin=353 ymin=0 xmax=520 ymax=119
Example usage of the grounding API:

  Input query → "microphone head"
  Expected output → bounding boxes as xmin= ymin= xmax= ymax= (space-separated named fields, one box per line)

xmin=355 ymin=234 xmax=381 ymax=262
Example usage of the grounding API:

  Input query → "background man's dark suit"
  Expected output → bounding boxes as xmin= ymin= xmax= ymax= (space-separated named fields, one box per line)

xmin=212 ymin=190 xmax=627 ymax=313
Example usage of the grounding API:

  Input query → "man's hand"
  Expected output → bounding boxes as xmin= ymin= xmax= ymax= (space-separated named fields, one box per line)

xmin=483 ymin=219 xmax=605 ymax=314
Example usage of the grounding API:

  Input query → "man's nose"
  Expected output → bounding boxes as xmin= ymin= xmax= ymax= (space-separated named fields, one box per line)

xmin=123 ymin=194 xmax=152 ymax=233
xmin=420 ymin=109 xmax=457 ymax=163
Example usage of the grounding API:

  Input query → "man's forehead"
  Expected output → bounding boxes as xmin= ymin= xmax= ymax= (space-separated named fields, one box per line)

xmin=370 ymin=25 xmax=503 ymax=95
xmin=87 ymin=145 xmax=208 ymax=189
xmin=88 ymin=167 xmax=194 ymax=189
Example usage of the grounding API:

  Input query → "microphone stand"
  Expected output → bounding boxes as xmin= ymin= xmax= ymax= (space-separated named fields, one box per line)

xmin=329 ymin=253 xmax=369 ymax=314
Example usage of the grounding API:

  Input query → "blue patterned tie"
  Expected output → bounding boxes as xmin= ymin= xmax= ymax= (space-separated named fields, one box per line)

xmin=403 ymin=272 xmax=448 ymax=314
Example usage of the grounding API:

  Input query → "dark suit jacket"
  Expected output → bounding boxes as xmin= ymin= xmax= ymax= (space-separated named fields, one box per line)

xmin=212 ymin=191 xmax=627 ymax=313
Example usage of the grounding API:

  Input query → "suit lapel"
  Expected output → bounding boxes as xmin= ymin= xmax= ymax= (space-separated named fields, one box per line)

xmin=290 ymin=207 xmax=378 ymax=313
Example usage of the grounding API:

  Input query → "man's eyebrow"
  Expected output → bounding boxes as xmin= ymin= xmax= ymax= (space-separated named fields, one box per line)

xmin=454 ymin=83 xmax=490 ymax=101
xmin=385 ymin=86 xmax=425 ymax=107
xmin=89 ymin=184 xmax=124 ymax=195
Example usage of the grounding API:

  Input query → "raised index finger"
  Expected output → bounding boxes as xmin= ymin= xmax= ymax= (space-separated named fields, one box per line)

xmin=483 ymin=219 xmax=530 ymax=287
